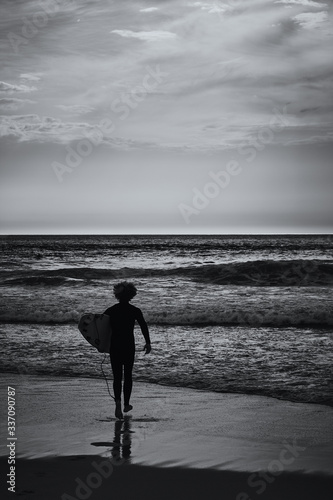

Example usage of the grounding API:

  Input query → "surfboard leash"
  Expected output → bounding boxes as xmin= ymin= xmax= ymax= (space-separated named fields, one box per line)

xmin=100 ymin=353 xmax=116 ymax=402
xmin=92 ymin=316 xmax=115 ymax=402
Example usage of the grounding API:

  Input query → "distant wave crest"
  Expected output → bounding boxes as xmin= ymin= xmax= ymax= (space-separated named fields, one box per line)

xmin=0 ymin=259 xmax=332 ymax=287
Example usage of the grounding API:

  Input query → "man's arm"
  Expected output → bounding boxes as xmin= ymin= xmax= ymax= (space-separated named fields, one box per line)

xmin=136 ymin=309 xmax=151 ymax=353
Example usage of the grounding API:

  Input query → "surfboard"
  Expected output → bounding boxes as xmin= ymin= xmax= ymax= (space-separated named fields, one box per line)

xmin=78 ymin=313 xmax=111 ymax=353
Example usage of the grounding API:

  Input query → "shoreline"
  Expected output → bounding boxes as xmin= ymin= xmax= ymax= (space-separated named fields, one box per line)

xmin=1 ymin=368 xmax=333 ymax=410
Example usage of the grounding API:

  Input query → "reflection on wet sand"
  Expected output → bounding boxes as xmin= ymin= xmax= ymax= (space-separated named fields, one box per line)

xmin=111 ymin=416 xmax=132 ymax=464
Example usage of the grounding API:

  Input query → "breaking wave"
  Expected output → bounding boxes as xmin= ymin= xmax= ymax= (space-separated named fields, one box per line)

xmin=1 ymin=259 xmax=332 ymax=287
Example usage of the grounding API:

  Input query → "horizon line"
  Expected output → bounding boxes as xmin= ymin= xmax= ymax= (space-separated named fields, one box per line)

xmin=1 ymin=232 xmax=332 ymax=237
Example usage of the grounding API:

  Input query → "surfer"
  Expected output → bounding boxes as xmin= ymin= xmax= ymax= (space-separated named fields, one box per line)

xmin=104 ymin=282 xmax=151 ymax=419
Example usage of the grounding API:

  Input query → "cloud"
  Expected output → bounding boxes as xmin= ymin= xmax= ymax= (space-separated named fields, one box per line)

xmin=293 ymin=10 xmax=328 ymax=28
xmin=0 ymin=98 xmax=36 ymax=111
xmin=20 ymin=73 xmax=42 ymax=82
xmin=140 ymin=7 xmax=159 ymax=12
xmin=0 ymin=0 xmax=332 ymax=152
xmin=275 ymin=0 xmax=330 ymax=30
xmin=275 ymin=0 xmax=326 ymax=7
xmin=0 ymin=113 xmax=160 ymax=150
xmin=0 ymin=114 xmax=98 ymax=143
xmin=0 ymin=81 xmax=37 ymax=93
xmin=111 ymin=29 xmax=177 ymax=41
xmin=56 ymin=104 xmax=95 ymax=115
xmin=283 ymin=131 xmax=333 ymax=146
xmin=188 ymin=2 xmax=233 ymax=14
xmin=0 ymin=112 xmax=233 ymax=152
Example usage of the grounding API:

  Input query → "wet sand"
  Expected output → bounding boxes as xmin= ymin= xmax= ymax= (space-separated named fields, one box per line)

xmin=1 ymin=373 xmax=332 ymax=499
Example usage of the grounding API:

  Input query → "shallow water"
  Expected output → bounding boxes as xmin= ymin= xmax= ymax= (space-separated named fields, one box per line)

xmin=1 ymin=323 xmax=332 ymax=406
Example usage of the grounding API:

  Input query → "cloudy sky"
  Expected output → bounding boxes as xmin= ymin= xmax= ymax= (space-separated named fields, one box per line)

xmin=0 ymin=0 xmax=332 ymax=234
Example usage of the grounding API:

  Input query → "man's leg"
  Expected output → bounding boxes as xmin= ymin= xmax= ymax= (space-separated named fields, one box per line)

xmin=123 ymin=351 xmax=134 ymax=408
xmin=110 ymin=354 xmax=122 ymax=402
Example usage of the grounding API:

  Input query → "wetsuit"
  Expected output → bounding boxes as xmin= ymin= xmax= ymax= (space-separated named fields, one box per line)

xmin=104 ymin=302 xmax=150 ymax=405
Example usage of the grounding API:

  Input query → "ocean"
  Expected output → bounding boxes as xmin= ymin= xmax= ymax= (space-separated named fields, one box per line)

xmin=0 ymin=234 xmax=332 ymax=407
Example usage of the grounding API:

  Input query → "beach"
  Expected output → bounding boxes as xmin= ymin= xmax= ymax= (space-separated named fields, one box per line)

xmin=1 ymin=373 xmax=333 ymax=499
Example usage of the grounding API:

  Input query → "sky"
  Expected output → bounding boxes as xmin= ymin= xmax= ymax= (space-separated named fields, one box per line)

xmin=0 ymin=0 xmax=332 ymax=234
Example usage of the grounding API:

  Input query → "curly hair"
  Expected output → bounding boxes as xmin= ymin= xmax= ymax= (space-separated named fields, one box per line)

xmin=113 ymin=281 xmax=137 ymax=302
